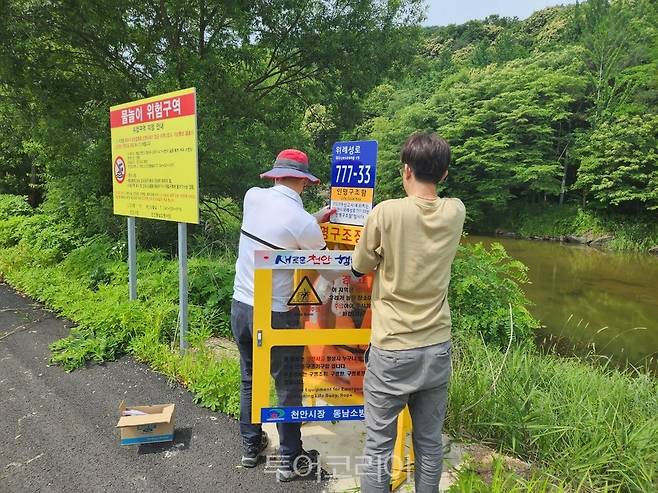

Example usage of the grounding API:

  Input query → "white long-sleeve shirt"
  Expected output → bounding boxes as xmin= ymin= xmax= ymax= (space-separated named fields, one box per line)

xmin=233 ymin=184 xmax=326 ymax=311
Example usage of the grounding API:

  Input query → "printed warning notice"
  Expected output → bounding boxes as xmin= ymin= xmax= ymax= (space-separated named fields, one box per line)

xmin=110 ymin=88 xmax=199 ymax=223
xmin=252 ymin=268 xmax=374 ymax=424
xmin=287 ymin=276 xmax=322 ymax=306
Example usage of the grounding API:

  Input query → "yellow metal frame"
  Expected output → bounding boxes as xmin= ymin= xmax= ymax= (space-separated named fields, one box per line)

xmin=251 ymin=268 xmax=371 ymax=418
xmin=392 ymin=408 xmax=414 ymax=488
xmin=251 ymin=268 xmax=413 ymax=490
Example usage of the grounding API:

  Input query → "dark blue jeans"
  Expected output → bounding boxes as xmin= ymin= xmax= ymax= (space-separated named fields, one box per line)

xmin=231 ymin=299 xmax=304 ymax=458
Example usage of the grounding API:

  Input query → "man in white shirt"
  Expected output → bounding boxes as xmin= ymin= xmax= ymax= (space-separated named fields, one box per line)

xmin=231 ymin=149 xmax=334 ymax=481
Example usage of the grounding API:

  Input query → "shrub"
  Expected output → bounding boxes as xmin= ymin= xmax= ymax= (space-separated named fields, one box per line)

xmin=450 ymin=242 xmax=539 ymax=348
xmin=0 ymin=216 xmax=28 ymax=247
xmin=1 ymin=205 xmax=656 ymax=490
xmin=0 ymin=194 xmax=32 ymax=220
xmin=188 ymin=256 xmax=236 ymax=338
xmin=3 ymin=213 xmax=80 ymax=264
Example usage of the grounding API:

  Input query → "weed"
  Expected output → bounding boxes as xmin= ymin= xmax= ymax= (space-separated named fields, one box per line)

xmin=0 ymin=194 xmax=32 ymax=220
xmin=448 ymin=337 xmax=658 ymax=491
xmin=448 ymin=457 xmax=568 ymax=493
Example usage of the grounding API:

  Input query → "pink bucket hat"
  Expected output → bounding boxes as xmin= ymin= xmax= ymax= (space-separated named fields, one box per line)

xmin=260 ymin=149 xmax=320 ymax=184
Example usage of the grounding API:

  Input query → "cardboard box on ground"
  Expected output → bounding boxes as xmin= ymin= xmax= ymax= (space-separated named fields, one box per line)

xmin=116 ymin=401 xmax=175 ymax=446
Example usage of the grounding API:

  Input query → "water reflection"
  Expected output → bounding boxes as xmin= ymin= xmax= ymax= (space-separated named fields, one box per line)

xmin=463 ymin=236 xmax=658 ymax=371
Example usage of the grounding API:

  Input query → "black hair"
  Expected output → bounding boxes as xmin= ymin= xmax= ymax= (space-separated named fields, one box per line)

xmin=400 ymin=132 xmax=451 ymax=184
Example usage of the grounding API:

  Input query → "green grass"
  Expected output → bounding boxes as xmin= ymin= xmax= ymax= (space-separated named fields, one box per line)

xmin=0 ymin=226 xmax=241 ymax=417
xmin=447 ymin=337 xmax=658 ymax=491
xmin=445 ymin=455 xmax=630 ymax=493
xmin=447 ymin=457 xmax=564 ymax=493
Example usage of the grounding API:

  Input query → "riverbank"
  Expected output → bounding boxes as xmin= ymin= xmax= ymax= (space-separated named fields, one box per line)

xmin=474 ymin=203 xmax=658 ymax=254
xmin=0 ymin=280 xmax=615 ymax=493
xmin=3 ymin=245 xmax=656 ymax=491
xmin=1 ymin=195 xmax=657 ymax=491
xmin=463 ymin=235 xmax=658 ymax=373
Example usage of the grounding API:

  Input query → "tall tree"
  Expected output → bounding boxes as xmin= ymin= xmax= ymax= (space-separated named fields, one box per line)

xmin=580 ymin=0 xmax=647 ymax=119
xmin=0 ymin=0 xmax=423 ymax=229
xmin=575 ymin=115 xmax=658 ymax=212
xmin=392 ymin=49 xmax=587 ymax=221
xmin=0 ymin=83 xmax=46 ymax=206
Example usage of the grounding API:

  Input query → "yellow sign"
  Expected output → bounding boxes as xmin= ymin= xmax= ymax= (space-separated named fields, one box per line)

xmin=110 ymin=88 xmax=199 ymax=224
xmin=330 ymin=186 xmax=374 ymax=203
xmin=320 ymin=222 xmax=363 ymax=246
xmin=330 ymin=186 xmax=373 ymax=226
xmin=287 ymin=276 xmax=322 ymax=306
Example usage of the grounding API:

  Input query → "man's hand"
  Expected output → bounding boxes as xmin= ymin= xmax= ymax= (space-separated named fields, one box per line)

xmin=313 ymin=205 xmax=337 ymax=224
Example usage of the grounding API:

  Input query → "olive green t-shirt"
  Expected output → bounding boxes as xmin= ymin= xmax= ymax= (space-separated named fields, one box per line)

xmin=352 ymin=196 xmax=465 ymax=350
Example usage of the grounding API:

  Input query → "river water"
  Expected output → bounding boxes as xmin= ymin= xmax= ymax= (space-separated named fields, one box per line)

xmin=463 ymin=235 xmax=658 ymax=372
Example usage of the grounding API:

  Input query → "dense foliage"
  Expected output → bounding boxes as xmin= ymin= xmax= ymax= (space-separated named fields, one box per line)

xmin=450 ymin=242 xmax=537 ymax=347
xmin=354 ymin=0 xmax=658 ymax=231
xmin=1 ymin=2 xmax=657 ymax=489
xmin=1 ymin=1 xmax=656 ymax=250
xmin=0 ymin=189 xmax=540 ymax=422
xmin=0 ymin=0 xmax=422 ymax=243
xmin=0 ymin=193 xmax=537 ymax=369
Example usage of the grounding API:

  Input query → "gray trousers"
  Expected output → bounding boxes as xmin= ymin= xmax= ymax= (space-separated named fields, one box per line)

xmin=360 ymin=341 xmax=452 ymax=493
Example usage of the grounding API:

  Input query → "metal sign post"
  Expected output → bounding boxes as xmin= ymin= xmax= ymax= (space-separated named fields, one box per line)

xmin=178 ymin=222 xmax=188 ymax=353
xmin=127 ymin=216 xmax=137 ymax=300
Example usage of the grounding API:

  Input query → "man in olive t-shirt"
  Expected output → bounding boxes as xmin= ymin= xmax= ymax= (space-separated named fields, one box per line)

xmin=352 ymin=132 xmax=465 ymax=493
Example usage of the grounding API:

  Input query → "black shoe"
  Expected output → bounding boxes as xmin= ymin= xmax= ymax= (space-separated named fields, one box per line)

xmin=241 ymin=432 xmax=269 ymax=468
xmin=276 ymin=449 xmax=319 ymax=482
